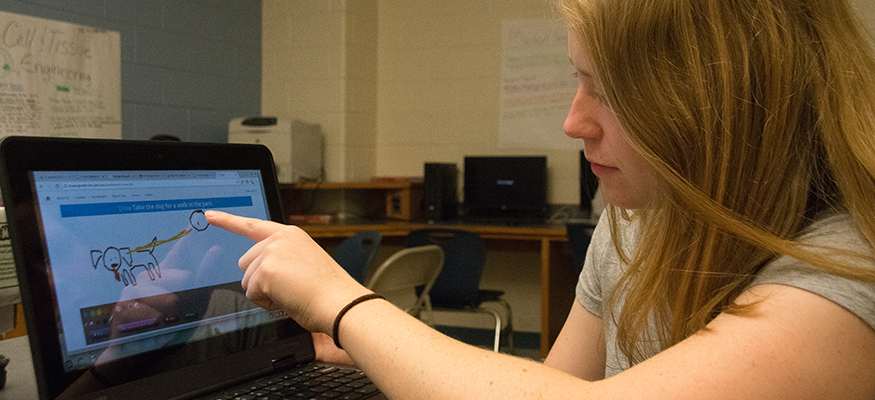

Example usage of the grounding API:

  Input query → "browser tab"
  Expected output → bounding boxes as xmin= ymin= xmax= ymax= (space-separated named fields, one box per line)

xmin=216 ymin=171 xmax=240 ymax=179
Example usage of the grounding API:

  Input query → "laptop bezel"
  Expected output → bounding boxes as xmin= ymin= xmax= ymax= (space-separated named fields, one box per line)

xmin=0 ymin=136 xmax=316 ymax=399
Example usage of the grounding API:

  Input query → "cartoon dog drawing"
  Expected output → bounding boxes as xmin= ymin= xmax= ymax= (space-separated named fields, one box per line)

xmin=89 ymin=213 xmax=208 ymax=286
xmin=91 ymin=239 xmax=161 ymax=287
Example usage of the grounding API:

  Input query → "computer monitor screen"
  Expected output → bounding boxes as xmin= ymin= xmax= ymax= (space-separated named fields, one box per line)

xmin=463 ymin=156 xmax=547 ymax=222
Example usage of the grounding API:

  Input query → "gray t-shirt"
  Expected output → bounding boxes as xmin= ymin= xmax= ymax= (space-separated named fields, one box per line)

xmin=576 ymin=212 xmax=875 ymax=378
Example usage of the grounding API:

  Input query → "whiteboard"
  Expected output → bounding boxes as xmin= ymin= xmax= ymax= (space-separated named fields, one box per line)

xmin=499 ymin=20 xmax=580 ymax=150
xmin=0 ymin=11 xmax=121 ymax=139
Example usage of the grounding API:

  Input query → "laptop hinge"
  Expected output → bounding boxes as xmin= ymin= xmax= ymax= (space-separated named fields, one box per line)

xmin=271 ymin=354 xmax=299 ymax=370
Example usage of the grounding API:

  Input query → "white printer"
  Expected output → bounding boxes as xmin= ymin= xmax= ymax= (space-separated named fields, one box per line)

xmin=229 ymin=117 xmax=323 ymax=183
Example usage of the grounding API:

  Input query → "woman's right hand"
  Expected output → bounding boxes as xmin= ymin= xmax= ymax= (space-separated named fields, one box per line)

xmin=312 ymin=332 xmax=356 ymax=365
xmin=204 ymin=210 xmax=373 ymax=335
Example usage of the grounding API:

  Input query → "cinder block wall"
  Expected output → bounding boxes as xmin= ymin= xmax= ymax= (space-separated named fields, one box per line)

xmin=1 ymin=0 xmax=262 ymax=142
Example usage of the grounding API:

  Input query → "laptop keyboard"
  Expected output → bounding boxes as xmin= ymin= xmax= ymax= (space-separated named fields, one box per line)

xmin=208 ymin=365 xmax=381 ymax=400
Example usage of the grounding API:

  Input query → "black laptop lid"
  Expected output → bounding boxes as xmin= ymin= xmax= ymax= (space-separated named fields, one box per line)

xmin=0 ymin=137 xmax=313 ymax=399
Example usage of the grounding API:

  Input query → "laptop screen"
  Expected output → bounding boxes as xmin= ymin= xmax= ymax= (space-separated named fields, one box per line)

xmin=0 ymin=137 xmax=316 ymax=399
xmin=32 ymin=168 xmax=284 ymax=372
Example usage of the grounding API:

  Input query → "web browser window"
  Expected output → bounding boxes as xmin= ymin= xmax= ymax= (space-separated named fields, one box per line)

xmin=32 ymin=169 xmax=282 ymax=371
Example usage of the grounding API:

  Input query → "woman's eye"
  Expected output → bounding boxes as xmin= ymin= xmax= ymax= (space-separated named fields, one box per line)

xmin=571 ymin=70 xmax=609 ymax=105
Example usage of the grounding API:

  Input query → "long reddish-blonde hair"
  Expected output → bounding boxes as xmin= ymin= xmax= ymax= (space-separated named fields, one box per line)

xmin=559 ymin=0 xmax=875 ymax=365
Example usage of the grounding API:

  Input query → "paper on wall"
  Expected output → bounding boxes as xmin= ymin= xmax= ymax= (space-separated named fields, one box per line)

xmin=499 ymin=19 xmax=581 ymax=150
xmin=0 ymin=10 xmax=121 ymax=139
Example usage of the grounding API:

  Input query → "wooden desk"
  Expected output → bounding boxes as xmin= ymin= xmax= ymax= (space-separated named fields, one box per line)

xmin=299 ymin=221 xmax=577 ymax=358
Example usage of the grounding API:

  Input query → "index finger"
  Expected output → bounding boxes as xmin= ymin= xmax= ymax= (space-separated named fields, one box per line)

xmin=205 ymin=210 xmax=283 ymax=242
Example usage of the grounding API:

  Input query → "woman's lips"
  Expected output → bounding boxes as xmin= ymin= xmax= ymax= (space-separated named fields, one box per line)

xmin=589 ymin=161 xmax=617 ymax=177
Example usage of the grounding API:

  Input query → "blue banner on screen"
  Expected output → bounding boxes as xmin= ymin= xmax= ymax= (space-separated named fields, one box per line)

xmin=60 ymin=196 xmax=253 ymax=218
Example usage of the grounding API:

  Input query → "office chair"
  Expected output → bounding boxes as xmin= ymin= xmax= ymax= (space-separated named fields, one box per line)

xmin=566 ymin=222 xmax=595 ymax=276
xmin=365 ymin=245 xmax=444 ymax=324
xmin=332 ymin=231 xmax=382 ymax=283
xmin=405 ymin=228 xmax=513 ymax=353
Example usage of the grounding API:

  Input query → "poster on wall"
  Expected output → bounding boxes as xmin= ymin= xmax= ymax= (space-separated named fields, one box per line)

xmin=0 ymin=11 xmax=121 ymax=140
xmin=499 ymin=20 xmax=580 ymax=150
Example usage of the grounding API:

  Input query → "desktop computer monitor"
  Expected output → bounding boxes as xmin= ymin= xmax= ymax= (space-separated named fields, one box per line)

xmin=463 ymin=156 xmax=547 ymax=223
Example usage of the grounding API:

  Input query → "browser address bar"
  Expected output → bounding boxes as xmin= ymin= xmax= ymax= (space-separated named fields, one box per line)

xmin=57 ymin=179 xmax=249 ymax=190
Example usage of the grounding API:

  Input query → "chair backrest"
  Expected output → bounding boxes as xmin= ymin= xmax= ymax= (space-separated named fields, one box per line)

xmin=365 ymin=245 xmax=444 ymax=315
xmin=332 ymin=231 xmax=382 ymax=283
xmin=405 ymin=228 xmax=487 ymax=306
xmin=566 ymin=222 xmax=594 ymax=275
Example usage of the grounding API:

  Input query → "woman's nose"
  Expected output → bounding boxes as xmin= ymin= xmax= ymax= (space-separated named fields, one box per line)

xmin=564 ymin=91 xmax=601 ymax=140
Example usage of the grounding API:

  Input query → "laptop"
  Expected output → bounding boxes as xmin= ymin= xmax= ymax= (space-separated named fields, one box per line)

xmin=0 ymin=136 xmax=386 ymax=400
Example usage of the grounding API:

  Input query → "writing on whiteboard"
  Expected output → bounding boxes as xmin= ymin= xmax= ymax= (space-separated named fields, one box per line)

xmin=0 ymin=11 xmax=121 ymax=139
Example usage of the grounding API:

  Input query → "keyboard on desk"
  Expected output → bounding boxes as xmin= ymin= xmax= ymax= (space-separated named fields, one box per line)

xmin=206 ymin=364 xmax=383 ymax=400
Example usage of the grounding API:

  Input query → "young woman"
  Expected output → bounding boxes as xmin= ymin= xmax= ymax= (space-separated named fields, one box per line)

xmin=206 ymin=0 xmax=875 ymax=397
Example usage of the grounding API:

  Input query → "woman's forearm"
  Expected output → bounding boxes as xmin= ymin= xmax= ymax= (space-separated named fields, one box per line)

xmin=337 ymin=298 xmax=591 ymax=400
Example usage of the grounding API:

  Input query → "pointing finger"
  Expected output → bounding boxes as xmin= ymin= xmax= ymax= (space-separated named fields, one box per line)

xmin=205 ymin=210 xmax=283 ymax=242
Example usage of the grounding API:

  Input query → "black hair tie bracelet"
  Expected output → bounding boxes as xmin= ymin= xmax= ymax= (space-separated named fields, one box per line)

xmin=332 ymin=293 xmax=385 ymax=350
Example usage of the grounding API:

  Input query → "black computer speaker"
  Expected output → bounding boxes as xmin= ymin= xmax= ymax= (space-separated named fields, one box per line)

xmin=423 ymin=163 xmax=459 ymax=223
